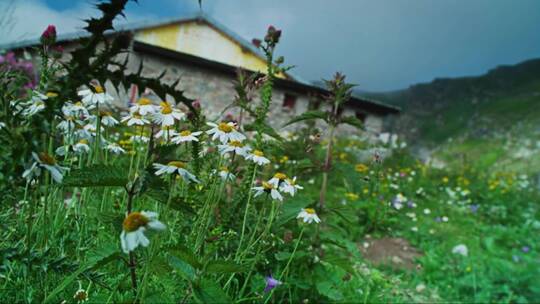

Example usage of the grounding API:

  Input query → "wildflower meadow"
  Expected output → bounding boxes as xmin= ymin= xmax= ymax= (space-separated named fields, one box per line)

xmin=0 ymin=1 xmax=539 ymax=303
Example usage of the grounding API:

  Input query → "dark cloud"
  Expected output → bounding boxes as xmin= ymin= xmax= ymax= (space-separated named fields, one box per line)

xmin=6 ymin=0 xmax=540 ymax=91
xmin=203 ymin=0 xmax=540 ymax=91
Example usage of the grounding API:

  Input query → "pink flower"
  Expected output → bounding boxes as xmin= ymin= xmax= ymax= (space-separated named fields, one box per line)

xmin=40 ymin=25 xmax=57 ymax=46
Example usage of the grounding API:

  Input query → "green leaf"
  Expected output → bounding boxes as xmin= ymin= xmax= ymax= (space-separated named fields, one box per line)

xmin=275 ymin=250 xmax=308 ymax=261
xmin=339 ymin=115 xmax=364 ymax=129
xmin=168 ymin=255 xmax=196 ymax=281
xmin=63 ymin=164 xmax=128 ymax=187
xmin=283 ymin=110 xmax=328 ymax=127
xmin=205 ymin=260 xmax=248 ymax=274
xmin=323 ymin=255 xmax=354 ymax=273
xmin=316 ymin=280 xmax=344 ymax=301
xmin=44 ymin=245 xmax=120 ymax=303
xmin=193 ymin=279 xmax=232 ymax=304
xmin=169 ymin=245 xmax=202 ymax=269
xmin=275 ymin=195 xmax=312 ymax=227
xmin=243 ymin=122 xmax=283 ymax=141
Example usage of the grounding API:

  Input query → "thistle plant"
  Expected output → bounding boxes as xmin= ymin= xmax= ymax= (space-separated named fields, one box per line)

xmin=285 ymin=72 xmax=363 ymax=209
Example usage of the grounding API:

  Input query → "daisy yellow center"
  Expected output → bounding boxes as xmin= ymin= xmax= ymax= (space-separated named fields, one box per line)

xmin=218 ymin=122 xmax=233 ymax=133
xmin=94 ymin=85 xmax=104 ymax=93
xmin=286 ymin=178 xmax=295 ymax=185
xmin=100 ymin=110 xmax=112 ymax=117
xmin=274 ymin=172 xmax=287 ymax=180
xmin=75 ymin=101 xmax=84 ymax=107
xmin=38 ymin=152 xmax=56 ymax=165
xmin=138 ymin=98 xmax=152 ymax=106
xmin=46 ymin=92 xmax=58 ymax=98
xmin=160 ymin=102 xmax=172 ymax=114
xmin=229 ymin=140 xmax=243 ymax=147
xmin=167 ymin=161 xmax=186 ymax=168
xmin=78 ymin=139 xmax=88 ymax=145
xmin=123 ymin=212 xmax=149 ymax=232
xmin=262 ymin=181 xmax=273 ymax=190
xmin=65 ymin=115 xmax=74 ymax=121
xmin=253 ymin=150 xmax=264 ymax=157
xmin=220 ymin=166 xmax=229 ymax=172
xmin=355 ymin=164 xmax=368 ymax=173
xmin=132 ymin=112 xmax=142 ymax=119
xmin=304 ymin=208 xmax=316 ymax=214
xmin=180 ymin=130 xmax=191 ymax=136
xmin=73 ymin=290 xmax=88 ymax=301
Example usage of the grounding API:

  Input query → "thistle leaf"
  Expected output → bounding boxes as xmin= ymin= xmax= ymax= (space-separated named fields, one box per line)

xmin=339 ymin=115 xmax=364 ymax=130
xmin=63 ymin=164 xmax=129 ymax=187
xmin=283 ymin=110 xmax=328 ymax=127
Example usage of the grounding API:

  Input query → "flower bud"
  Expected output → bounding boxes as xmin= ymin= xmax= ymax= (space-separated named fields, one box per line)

xmin=40 ymin=25 xmax=57 ymax=46
xmin=251 ymin=38 xmax=262 ymax=48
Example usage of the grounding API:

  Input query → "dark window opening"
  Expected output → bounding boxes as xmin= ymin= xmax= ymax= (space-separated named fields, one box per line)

xmin=355 ymin=111 xmax=367 ymax=122
xmin=282 ymin=94 xmax=297 ymax=109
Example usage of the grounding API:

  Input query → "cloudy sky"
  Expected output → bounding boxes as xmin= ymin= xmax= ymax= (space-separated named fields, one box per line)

xmin=2 ymin=0 xmax=540 ymax=91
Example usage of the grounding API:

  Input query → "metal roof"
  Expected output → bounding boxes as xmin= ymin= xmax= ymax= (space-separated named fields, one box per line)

xmin=0 ymin=12 xmax=400 ymax=114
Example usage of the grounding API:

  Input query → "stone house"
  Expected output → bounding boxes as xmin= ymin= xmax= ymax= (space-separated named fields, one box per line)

xmin=2 ymin=13 xmax=399 ymax=135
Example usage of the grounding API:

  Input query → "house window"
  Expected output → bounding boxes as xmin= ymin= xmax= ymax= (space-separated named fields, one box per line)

xmin=282 ymin=94 xmax=297 ymax=109
xmin=355 ymin=111 xmax=367 ymax=122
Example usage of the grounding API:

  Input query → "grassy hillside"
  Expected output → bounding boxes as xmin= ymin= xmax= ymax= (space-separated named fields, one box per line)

xmin=369 ymin=58 xmax=540 ymax=174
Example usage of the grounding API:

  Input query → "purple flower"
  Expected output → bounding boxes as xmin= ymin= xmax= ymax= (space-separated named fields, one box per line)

xmin=264 ymin=275 xmax=282 ymax=293
xmin=522 ymin=246 xmax=530 ymax=253
xmin=470 ymin=204 xmax=479 ymax=213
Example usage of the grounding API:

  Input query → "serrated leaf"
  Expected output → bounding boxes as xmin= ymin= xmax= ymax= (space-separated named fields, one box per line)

xmin=168 ymin=255 xmax=196 ymax=281
xmin=243 ymin=122 xmax=283 ymax=141
xmin=339 ymin=115 xmax=364 ymax=129
xmin=275 ymin=250 xmax=308 ymax=261
xmin=205 ymin=260 xmax=247 ymax=274
xmin=169 ymin=245 xmax=201 ymax=269
xmin=63 ymin=164 xmax=128 ymax=187
xmin=283 ymin=110 xmax=328 ymax=127
xmin=193 ymin=279 xmax=232 ymax=304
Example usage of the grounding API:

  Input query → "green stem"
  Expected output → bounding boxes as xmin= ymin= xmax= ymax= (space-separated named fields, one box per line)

xmin=263 ymin=227 xmax=305 ymax=304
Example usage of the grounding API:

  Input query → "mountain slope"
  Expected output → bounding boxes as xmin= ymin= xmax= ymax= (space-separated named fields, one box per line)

xmin=368 ymin=58 xmax=540 ymax=174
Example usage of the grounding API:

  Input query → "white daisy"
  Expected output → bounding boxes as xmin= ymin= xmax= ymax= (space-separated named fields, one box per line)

xmin=268 ymin=172 xmax=288 ymax=188
xmin=99 ymin=111 xmax=119 ymax=126
xmin=451 ymin=244 xmax=468 ymax=257
xmin=73 ymin=139 xmax=91 ymax=154
xmin=62 ymin=101 xmax=89 ymax=117
xmin=171 ymin=130 xmax=202 ymax=144
xmin=218 ymin=140 xmax=251 ymax=157
xmin=130 ymin=135 xmax=150 ymax=143
xmin=120 ymin=211 xmax=166 ymax=253
xmin=105 ymin=143 xmax=126 ymax=154
xmin=130 ymin=97 xmax=157 ymax=116
xmin=155 ymin=126 xmax=179 ymax=139
xmin=252 ymin=181 xmax=283 ymax=201
xmin=216 ymin=167 xmax=235 ymax=182
xmin=152 ymin=101 xmax=185 ymax=127
xmin=57 ymin=116 xmax=78 ymax=134
xmin=206 ymin=121 xmax=246 ymax=144
xmin=153 ymin=161 xmax=199 ymax=183
xmin=121 ymin=111 xmax=149 ymax=126
xmin=22 ymin=95 xmax=46 ymax=117
xmin=0 ymin=122 xmax=5 ymax=129
xmin=246 ymin=150 xmax=271 ymax=166
xmin=77 ymin=84 xmax=113 ymax=107
xmin=280 ymin=177 xmax=303 ymax=196
xmin=23 ymin=152 xmax=68 ymax=183
xmin=297 ymin=208 xmax=321 ymax=224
